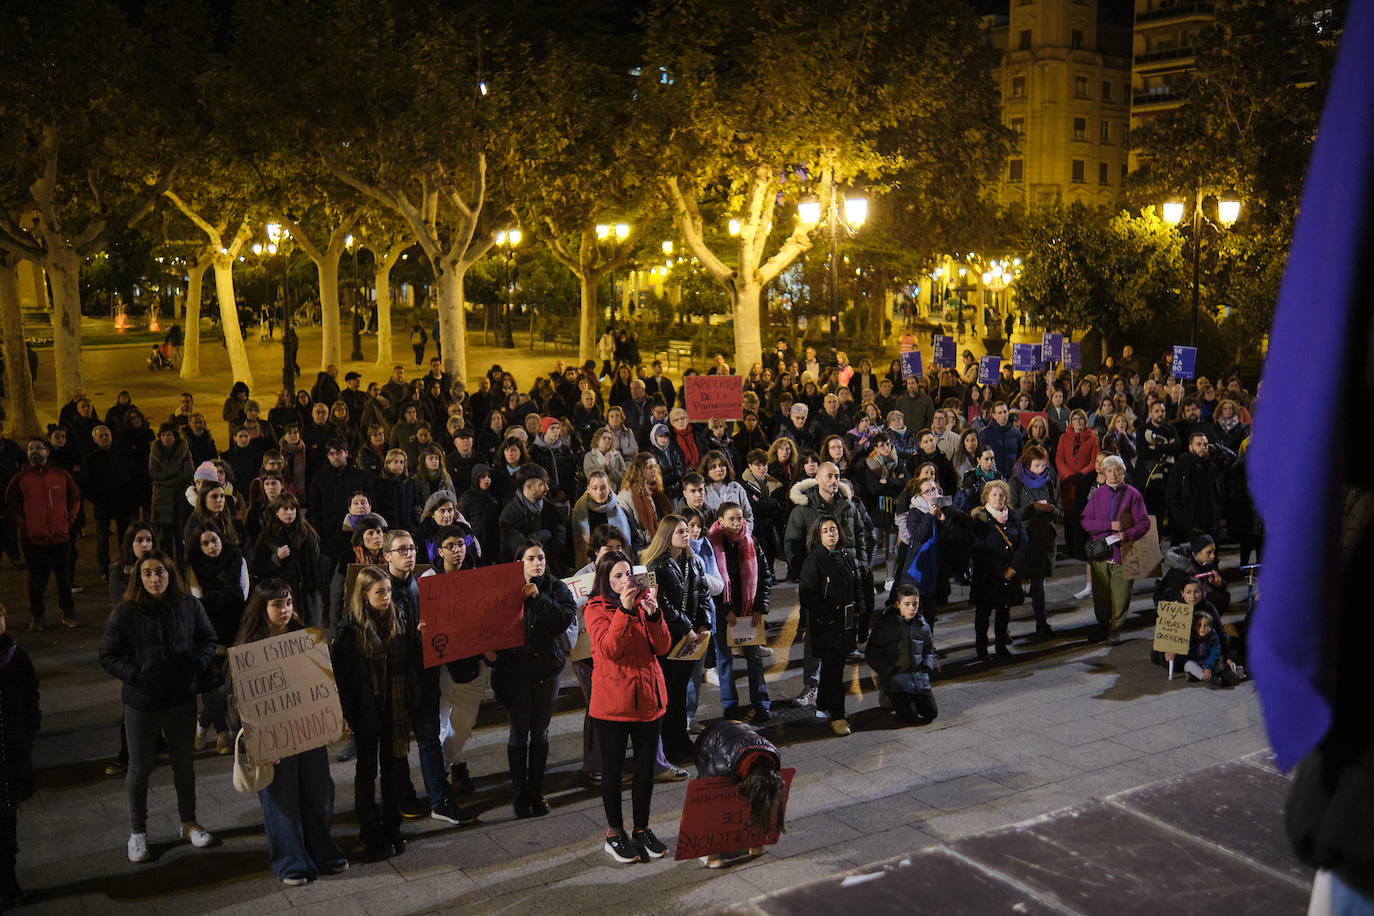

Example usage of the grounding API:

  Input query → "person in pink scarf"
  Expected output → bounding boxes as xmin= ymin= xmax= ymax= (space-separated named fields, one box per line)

xmin=707 ymin=503 xmax=775 ymax=723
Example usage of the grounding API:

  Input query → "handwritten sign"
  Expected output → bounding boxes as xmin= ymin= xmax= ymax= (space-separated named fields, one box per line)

xmin=1064 ymin=341 xmax=1082 ymax=370
xmin=562 ymin=571 xmax=596 ymax=662
xmin=228 ymin=628 xmax=344 ymax=766
xmin=1011 ymin=343 xmax=1037 ymax=373
xmin=684 ymin=375 xmax=744 ymax=421
xmin=674 ymin=769 xmax=796 ymax=860
xmin=978 ymin=356 xmax=1001 ymax=386
xmin=1121 ymin=515 xmax=1162 ymax=579
xmin=1171 ymin=345 xmax=1197 ymax=379
xmin=932 ymin=335 xmax=956 ymax=369
xmin=1042 ymin=332 xmax=1063 ymax=364
xmin=417 ymin=563 xmax=525 ymax=667
xmin=727 ymin=614 xmax=765 ymax=647
xmin=899 ymin=350 xmax=923 ymax=380
xmin=1153 ymin=601 xmax=1194 ymax=655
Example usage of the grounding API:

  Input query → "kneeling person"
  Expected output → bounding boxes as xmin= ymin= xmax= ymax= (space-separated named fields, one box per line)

xmin=694 ymin=719 xmax=787 ymax=868
xmin=865 ymin=586 xmax=939 ymax=724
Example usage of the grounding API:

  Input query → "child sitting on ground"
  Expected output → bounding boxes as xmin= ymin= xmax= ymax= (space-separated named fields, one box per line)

xmin=1184 ymin=609 xmax=1243 ymax=688
xmin=694 ymin=719 xmax=787 ymax=869
xmin=865 ymin=585 xmax=939 ymax=724
xmin=1158 ymin=580 xmax=1243 ymax=683
xmin=0 ymin=603 xmax=40 ymax=907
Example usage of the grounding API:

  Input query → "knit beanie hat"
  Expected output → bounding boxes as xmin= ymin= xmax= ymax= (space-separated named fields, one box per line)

xmin=193 ymin=461 xmax=219 ymax=484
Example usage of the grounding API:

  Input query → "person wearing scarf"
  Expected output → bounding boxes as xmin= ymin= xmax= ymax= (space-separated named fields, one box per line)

xmin=708 ymin=505 xmax=774 ymax=721
xmin=969 ymin=480 xmax=1028 ymax=661
xmin=1009 ymin=448 xmax=1063 ymax=640
xmin=572 ymin=472 xmax=634 ymax=568
xmin=617 ymin=454 xmax=673 ymax=550
xmin=798 ymin=517 xmax=871 ymax=735
xmin=668 ymin=409 xmax=702 ymax=476
xmin=186 ymin=522 xmax=250 ymax=749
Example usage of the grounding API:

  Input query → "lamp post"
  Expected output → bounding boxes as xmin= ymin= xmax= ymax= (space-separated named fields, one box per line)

xmin=346 ymin=234 xmax=365 ymax=361
xmin=596 ymin=223 xmax=630 ymax=321
xmin=798 ymin=189 xmax=867 ymax=353
xmin=1162 ymin=187 xmax=1240 ymax=347
xmin=495 ymin=229 xmax=521 ymax=348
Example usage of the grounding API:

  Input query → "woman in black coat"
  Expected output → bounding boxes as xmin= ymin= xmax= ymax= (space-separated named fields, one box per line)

xmin=0 ymin=605 xmax=40 ymax=904
xmin=798 ymin=517 xmax=872 ymax=737
xmin=969 ymin=480 xmax=1028 ymax=661
xmin=1008 ymin=446 xmax=1063 ymax=639
xmin=491 ymin=540 xmax=576 ymax=818
xmin=249 ymin=494 xmax=324 ymax=625
xmin=368 ymin=449 xmax=423 ymax=530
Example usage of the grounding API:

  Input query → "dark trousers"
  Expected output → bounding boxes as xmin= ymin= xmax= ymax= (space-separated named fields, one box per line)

xmin=0 ymin=803 xmax=16 ymax=888
xmin=125 ymin=699 xmax=197 ymax=833
xmin=406 ymin=666 xmax=450 ymax=809
xmin=659 ymin=659 xmax=694 ymax=761
xmin=353 ymin=730 xmax=407 ymax=842
xmin=1028 ymin=577 xmax=1049 ymax=629
xmin=22 ymin=541 xmax=74 ymax=625
xmin=94 ymin=508 xmax=133 ymax=577
xmin=503 ymin=674 xmax=559 ymax=748
xmin=816 ymin=649 xmax=850 ymax=721
xmin=592 ymin=716 xmax=661 ymax=832
xmin=974 ymin=602 xmax=1011 ymax=653
xmin=892 ymin=689 xmax=939 ymax=724
xmin=259 ymin=746 xmax=346 ymax=880
xmin=0 ymin=516 xmax=20 ymax=563
xmin=412 ymin=344 xmax=425 ymax=365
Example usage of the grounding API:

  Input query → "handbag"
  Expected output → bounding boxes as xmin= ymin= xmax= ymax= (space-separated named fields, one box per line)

xmin=231 ymin=728 xmax=275 ymax=795
xmin=1085 ymin=537 xmax=1113 ymax=561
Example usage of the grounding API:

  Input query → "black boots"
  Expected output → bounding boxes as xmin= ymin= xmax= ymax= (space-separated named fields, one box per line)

xmin=508 ymin=745 xmax=532 ymax=818
xmin=527 ymin=741 xmax=551 ymax=817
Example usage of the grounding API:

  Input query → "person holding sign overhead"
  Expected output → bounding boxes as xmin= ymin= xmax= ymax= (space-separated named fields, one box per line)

xmin=231 ymin=580 xmax=349 ymax=885
xmin=708 ymin=502 xmax=774 ymax=723
xmin=584 ymin=550 xmax=673 ymax=864
xmin=491 ymin=540 xmax=576 ymax=818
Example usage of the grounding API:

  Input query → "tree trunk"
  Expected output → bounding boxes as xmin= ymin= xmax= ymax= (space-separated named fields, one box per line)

xmin=578 ymin=270 xmax=601 ymax=364
xmin=0 ymin=259 xmax=41 ymax=437
xmin=45 ymin=246 xmax=85 ymax=406
xmin=374 ymin=256 xmax=401 ymax=370
xmin=733 ymin=281 xmax=764 ymax=373
xmin=434 ymin=267 xmax=468 ymax=386
xmin=315 ymin=254 xmax=342 ymax=371
xmin=180 ymin=257 xmax=210 ymax=379
xmin=211 ymin=257 xmax=254 ymax=388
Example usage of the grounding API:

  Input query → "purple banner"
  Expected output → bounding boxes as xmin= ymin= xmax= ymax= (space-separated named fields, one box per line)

xmin=1011 ymin=343 xmax=1037 ymax=373
xmin=1042 ymin=332 xmax=1063 ymax=363
xmin=978 ymin=355 xmax=1001 ymax=386
xmin=1064 ymin=341 xmax=1082 ymax=370
xmin=900 ymin=350 xmax=923 ymax=379
xmin=1171 ymin=345 xmax=1197 ymax=379
xmin=932 ymin=335 xmax=956 ymax=369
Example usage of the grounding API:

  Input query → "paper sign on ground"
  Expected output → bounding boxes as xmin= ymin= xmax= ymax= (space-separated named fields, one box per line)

xmin=1153 ymin=601 xmax=1194 ymax=655
xmin=228 ymin=627 xmax=344 ymax=766
xmin=1121 ymin=515 xmax=1162 ymax=579
xmin=727 ymin=614 xmax=766 ymax=647
xmin=1011 ymin=343 xmax=1037 ymax=373
xmin=932 ymin=335 xmax=956 ymax=368
xmin=1171 ymin=345 xmax=1197 ymax=379
xmin=417 ymin=563 xmax=526 ymax=667
xmin=899 ymin=350 xmax=923 ymax=380
xmin=978 ymin=356 xmax=1001 ymax=386
xmin=683 ymin=375 xmax=744 ymax=421
xmin=674 ymin=769 xmax=797 ymax=860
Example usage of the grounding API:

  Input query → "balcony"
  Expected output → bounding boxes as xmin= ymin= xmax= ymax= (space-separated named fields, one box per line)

xmin=1132 ymin=88 xmax=1180 ymax=108
xmin=1134 ymin=46 xmax=1196 ymax=70
xmin=1135 ymin=1 xmax=1214 ymax=25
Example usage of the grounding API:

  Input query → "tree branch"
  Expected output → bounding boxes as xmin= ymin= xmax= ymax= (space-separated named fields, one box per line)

xmin=665 ymin=176 xmax=732 ymax=286
xmin=163 ymin=190 xmax=225 ymax=249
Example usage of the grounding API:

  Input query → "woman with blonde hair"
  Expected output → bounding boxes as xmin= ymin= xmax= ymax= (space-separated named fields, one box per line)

xmin=969 ymin=480 xmax=1027 ymax=660
xmin=584 ymin=426 xmax=627 ymax=490
xmin=766 ymin=437 xmax=800 ymax=486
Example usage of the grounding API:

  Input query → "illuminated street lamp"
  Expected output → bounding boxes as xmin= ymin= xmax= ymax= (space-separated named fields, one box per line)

xmin=1162 ymin=187 xmax=1242 ymax=346
xmin=495 ymin=229 xmax=522 ymax=348
xmin=596 ymin=222 xmax=633 ymax=319
xmin=799 ymin=188 xmax=867 ymax=351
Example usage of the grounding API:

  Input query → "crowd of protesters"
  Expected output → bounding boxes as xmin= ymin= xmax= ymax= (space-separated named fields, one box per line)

xmin=0 ymin=329 xmax=1260 ymax=897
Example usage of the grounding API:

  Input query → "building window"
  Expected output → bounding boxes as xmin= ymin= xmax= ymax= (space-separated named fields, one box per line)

xmin=1072 ymin=159 xmax=1085 ymax=183
xmin=1074 ymin=76 xmax=1088 ymax=98
xmin=1009 ymin=160 xmax=1024 ymax=182
xmin=1010 ymin=117 xmax=1025 ymax=137
xmin=1101 ymin=80 xmax=1112 ymax=101
xmin=1121 ymin=163 xmax=1129 ymax=182
xmin=1018 ymin=29 xmax=1032 ymax=50
xmin=1071 ymin=29 xmax=1083 ymax=50
xmin=1100 ymin=120 xmax=1110 ymax=143
xmin=1011 ymin=76 xmax=1026 ymax=100
xmin=1099 ymin=162 xmax=1109 ymax=185
xmin=1073 ymin=118 xmax=1087 ymax=141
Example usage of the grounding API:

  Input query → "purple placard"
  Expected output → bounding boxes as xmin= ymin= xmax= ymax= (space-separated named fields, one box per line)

xmin=1064 ymin=341 xmax=1082 ymax=370
xmin=1011 ymin=343 xmax=1037 ymax=372
xmin=978 ymin=355 xmax=1001 ymax=386
xmin=1042 ymin=332 xmax=1063 ymax=363
xmin=1171 ymin=345 xmax=1197 ymax=379
xmin=932 ymin=335 xmax=956 ymax=368
xmin=900 ymin=350 xmax=923 ymax=379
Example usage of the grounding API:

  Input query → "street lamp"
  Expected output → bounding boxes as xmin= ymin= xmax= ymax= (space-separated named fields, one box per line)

xmin=597 ymin=222 xmax=632 ymax=319
xmin=495 ymin=229 xmax=521 ymax=348
xmin=265 ymin=222 xmax=297 ymax=391
xmin=798 ymin=188 xmax=867 ymax=352
xmin=1162 ymin=187 xmax=1242 ymax=347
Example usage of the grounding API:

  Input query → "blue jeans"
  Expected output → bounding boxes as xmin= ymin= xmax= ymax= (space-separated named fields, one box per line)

xmin=684 ymin=656 xmax=707 ymax=721
xmin=407 ymin=666 xmax=450 ymax=809
xmin=716 ymin=644 xmax=770 ymax=711
xmin=259 ymin=746 xmax=346 ymax=880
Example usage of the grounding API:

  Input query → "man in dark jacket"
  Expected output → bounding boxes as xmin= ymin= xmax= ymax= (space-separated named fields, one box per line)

xmin=497 ymin=465 xmax=568 ymax=574
xmin=1166 ymin=431 xmax=1232 ymax=546
xmin=894 ymin=375 xmax=935 ymax=437
xmin=340 ymin=372 xmax=370 ymax=426
xmin=311 ymin=364 xmax=341 ymax=407
xmin=1134 ymin=399 xmax=1178 ymax=521
xmin=307 ymin=438 xmax=369 ymax=560
xmin=619 ymin=379 xmax=652 ymax=442
xmin=82 ymin=425 xmax=139 ymax=577
xmin=182 ymin=413 xmax=218 ymax=465
xmin=979 ymin=401 xmax=1025 ymax=477
xmin=643 ymin=360 xmax=677 ymax=410
xmin=783 ymin=462 xmax=876 ymax=579
xmin=445 ymin=429 xmax=482 ymax=495
xmin=5 ymin=439 xmax=82 ymax=630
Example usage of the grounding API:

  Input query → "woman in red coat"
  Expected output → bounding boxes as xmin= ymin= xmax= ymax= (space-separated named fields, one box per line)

xmin=1055 ymin=409 xmax=1100 ymax=560
xmin=584 ymin=550 xmax=672 ymax=864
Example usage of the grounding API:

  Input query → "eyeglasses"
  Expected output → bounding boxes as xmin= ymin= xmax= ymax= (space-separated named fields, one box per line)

xmin=389 ymin=546 xmax=417 ymax=555
xmin=437 ymin=543 xmax=463 ymax=552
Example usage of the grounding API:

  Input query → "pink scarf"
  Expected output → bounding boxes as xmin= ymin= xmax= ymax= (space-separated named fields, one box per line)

xmin=707 ymin=521 xmax=757 ymax=617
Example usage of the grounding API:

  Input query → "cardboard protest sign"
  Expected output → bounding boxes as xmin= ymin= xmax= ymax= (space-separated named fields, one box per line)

xmin=1016 ymin=410 xmax=1048 ymax=432
xmin=899 ymin=350 xmax=923 ymax=380
xmin=417 ymin=563 xmax=525 ymax=667
xmin=1171 ymin=345 xmax=1197 ymax=379
xmin=562 ymin=571 xmax=596 ymax=662
xmin=683 ymin=375 xmax=744 ymax=421
xmin=674 ymin=769 xmax=796 ymax=860
xmin=1121 ymin=515 xmax=1162 ymax=579
xmin=667 ymin=633 xmax=710 ymax=662
xmin=978 ymin=355 xmax=1001 ymax=386
xmin=1153 ymin=601 xmax=1194 ymax=655
xmin=228 ymin=628 xmax=344 ymax=766
xmin=932 ymin=335 xmax=956 ymax=368
xmin=726 ymin=614 xmax=766 ymax=647
xmin=1042 ymin=332 xmax=1063 ymax=363
xmin=1064 ymin=341 xmax=1082 ymax=370
xmin=1011 ymin=343 xmax=1037 ymax=373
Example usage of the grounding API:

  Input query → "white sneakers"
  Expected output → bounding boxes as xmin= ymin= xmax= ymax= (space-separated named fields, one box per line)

xmin=1073 ymin=585 xmax=1094 ymax=600
xmin=181 ymin=822 xmax=215 ymax=848
xmin=127 ymin=833 xmax=150 ymax=863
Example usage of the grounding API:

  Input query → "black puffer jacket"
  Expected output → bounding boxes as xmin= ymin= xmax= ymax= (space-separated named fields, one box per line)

xmin=866 ymin=605 xmax=937 ymax=694
xmin=0 ymin=635 xmax=41 ymax=807
xmin=695 ymin=719 xmax=780 ymax=780
xmin=646 ymin=550 xmax=714 ymax=643
xmin=798 ymin=543 xmax=872 ymax=651
xmin=99 ymin=593 xmax=217 ymax=711
xmin=492 ymin=572 xmax=577 ymax=700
